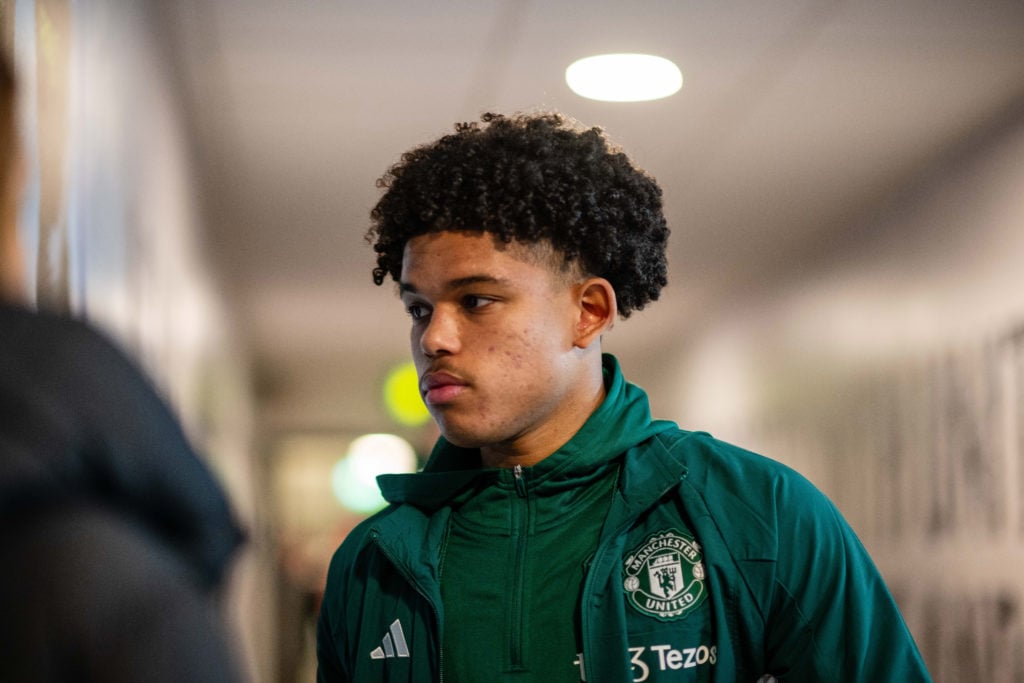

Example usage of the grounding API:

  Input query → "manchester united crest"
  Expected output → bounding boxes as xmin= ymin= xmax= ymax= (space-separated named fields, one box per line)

xmin=623 ymin=529 xmax=707 ymax=621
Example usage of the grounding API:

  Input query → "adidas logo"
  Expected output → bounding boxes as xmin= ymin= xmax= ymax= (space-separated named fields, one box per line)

xmin=370 ymin=619 xmax=410 ymax=660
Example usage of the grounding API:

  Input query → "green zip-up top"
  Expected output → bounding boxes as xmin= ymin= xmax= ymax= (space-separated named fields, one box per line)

xmin=317 ymin=355 xmax=930 ymax=682
xmin=431 ymin=355 xmax=673 ymax=680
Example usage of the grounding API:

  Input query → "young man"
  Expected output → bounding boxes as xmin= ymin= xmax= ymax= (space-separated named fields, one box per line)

xmin=317 ymin=113 xmax=930 ymax=681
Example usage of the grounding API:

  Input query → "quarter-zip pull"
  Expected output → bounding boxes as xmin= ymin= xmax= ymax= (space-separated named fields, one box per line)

xmin=509 ymin=463 xmax=529 ymax=669
xmin=513 ymin=464 xmax=527 ymax=497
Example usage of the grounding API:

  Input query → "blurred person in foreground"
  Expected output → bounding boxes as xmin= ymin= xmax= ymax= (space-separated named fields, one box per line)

xmin=0 ymin=53 xmax=244 ymax=681
xmin=316 ymin=113 xmax=931 ymax=681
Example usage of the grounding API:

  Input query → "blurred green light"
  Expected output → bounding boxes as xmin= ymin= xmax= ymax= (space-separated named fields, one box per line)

xmin=384 ymin=362 xmax=430 ymax=426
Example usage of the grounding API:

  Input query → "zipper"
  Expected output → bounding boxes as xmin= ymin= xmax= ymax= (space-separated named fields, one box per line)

xmin=510 ymin=464 xmax=529 ymax=669
xmin=580 ymin=468 xmax=628 ymax=681
xmin=371 ymin=530 xmax=446 ymax=681
xmin=513 ymin=463 xmax=527 ymax=496
xmin=436 ymin=519 xmax=453 ymax=683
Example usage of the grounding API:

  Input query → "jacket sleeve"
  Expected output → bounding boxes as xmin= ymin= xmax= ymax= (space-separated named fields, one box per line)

xmin=762 ymin=470 xmax=930 ymax=681
xmin=316 ymin=545 xmax=352 ymax=683
xmin=316 ymin=608 xmax=347 ymax=682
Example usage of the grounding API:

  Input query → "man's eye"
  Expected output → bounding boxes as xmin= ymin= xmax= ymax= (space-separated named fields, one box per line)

xmin=406 ymin=303 xmax=429 ymax=320
xmin=463 ymin=295 xmax=493 ymax=310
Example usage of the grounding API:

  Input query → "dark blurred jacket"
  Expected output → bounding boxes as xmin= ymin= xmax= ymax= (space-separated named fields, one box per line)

xmin=0 ymin=304 xmax=245 ymax=682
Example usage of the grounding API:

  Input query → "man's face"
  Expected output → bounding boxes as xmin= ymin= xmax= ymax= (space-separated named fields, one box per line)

xmin=399 ymin=230 xmax=588 ymax=457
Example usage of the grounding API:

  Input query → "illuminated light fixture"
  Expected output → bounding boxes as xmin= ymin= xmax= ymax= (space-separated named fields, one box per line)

xmin=331 ymin=433 xmax=418 ymax=513
xmin=565 ymin=53 xmax=683 ymax=102
xmin=383 ymin=361 xmax=431 ymax=427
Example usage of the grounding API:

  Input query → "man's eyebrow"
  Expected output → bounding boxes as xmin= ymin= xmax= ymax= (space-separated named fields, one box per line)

xmin=447 ymin=275 xmax=511 ymax=289
xmin=399 ymin=275 xmax=510 ymax=295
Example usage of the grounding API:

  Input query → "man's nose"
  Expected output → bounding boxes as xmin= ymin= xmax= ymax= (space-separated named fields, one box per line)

xmin=419 ymin=308 xmax=460 ymax=357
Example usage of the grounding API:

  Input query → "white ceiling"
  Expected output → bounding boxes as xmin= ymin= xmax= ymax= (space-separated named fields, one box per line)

xmin=162 ymin=1 xmax=1024 ymax=435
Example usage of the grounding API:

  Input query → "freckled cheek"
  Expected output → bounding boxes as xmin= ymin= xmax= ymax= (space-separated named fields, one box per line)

xmin=495 ymin=330 xmax=538 ymax=369
xmin=477 ymin=325 xmax=546 ymax=385
xmin=502 ymin=349 xmax=526 ymax=369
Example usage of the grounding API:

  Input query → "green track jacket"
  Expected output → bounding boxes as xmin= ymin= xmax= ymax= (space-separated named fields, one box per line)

xmin=317 ymin=356 xmax=930 ymax=681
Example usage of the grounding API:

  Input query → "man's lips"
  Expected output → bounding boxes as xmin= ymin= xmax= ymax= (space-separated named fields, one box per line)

xmin=420 ymin=371 xmax=468 ymax=406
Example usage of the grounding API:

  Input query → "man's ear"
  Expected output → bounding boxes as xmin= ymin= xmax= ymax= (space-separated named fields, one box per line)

xmin=574 ymin=277 xmax=616 ymax=349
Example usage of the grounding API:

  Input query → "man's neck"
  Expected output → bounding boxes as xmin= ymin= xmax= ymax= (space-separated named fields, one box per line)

xmin=479 ymin=373 xmax=607 ymax=469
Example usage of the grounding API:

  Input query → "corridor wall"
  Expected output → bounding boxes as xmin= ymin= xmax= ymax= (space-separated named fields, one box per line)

xmin=672 ymin=101 xmax=1024 ymax=679
xmin=5 ymin=1 xmax=273 ymax=680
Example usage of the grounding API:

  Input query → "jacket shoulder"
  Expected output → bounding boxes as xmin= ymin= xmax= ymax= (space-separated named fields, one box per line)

xmin=656 ymin=430 xmax=841 ymax=562
xmin=317 ymin=502 xmax=445 ymax=681
xmin=317 ymin=505 xmax=399 ymax=680
xmin=323 ymin=506 xmax=396 ymax=589
xmin=657 ymin=429 xmax=821 ymax=497
xmin=322 ymin=501 xmax=437 ymax=604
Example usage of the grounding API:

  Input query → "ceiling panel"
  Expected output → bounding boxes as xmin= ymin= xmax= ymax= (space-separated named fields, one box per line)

xmin=162 ymin=0 xmax=1024 ymax=432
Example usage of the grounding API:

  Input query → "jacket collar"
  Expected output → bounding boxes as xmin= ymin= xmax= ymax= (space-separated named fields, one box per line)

xmin=377 ymin=354 xmax=676 ymax=510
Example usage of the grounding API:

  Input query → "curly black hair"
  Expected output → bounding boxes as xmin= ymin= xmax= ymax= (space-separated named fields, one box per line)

xmin=367 ymin=112 xmax=669 ymax=317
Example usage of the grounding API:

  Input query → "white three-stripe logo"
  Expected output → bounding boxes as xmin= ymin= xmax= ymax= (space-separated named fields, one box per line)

xmin=370 ymin=619 xmax=410 ymax=659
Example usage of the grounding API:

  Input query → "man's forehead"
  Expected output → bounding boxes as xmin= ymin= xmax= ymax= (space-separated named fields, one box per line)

xmin=400 ymin=230 xmax=580 ymax=280
xmin=399 ymin=274 xmax=514 ymax=297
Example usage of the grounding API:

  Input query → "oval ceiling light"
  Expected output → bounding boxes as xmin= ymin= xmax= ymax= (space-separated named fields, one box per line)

xmin=566 ymin=53 xmax=683 ymax=103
